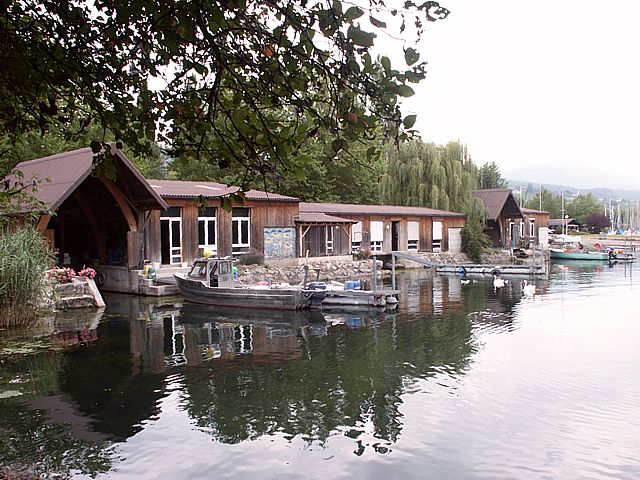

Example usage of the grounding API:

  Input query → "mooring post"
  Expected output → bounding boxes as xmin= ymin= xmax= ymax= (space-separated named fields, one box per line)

xmin=372 ymin=256 xmax=377 ymax=294
xmin=392 ymin=252 xmax=396 ymax=292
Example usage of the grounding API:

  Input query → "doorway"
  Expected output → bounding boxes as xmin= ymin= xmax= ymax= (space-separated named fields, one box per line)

xmin=160 ymin=207 xmax=182 ymax=265
xmin=391 ymin=221 xmax=400 ymax=251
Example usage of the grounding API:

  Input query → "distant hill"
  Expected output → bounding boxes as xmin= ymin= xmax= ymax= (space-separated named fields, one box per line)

xmin=507 ymin=179 xmax=640 ymax=202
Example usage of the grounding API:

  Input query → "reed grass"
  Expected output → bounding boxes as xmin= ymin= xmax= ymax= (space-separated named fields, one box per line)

xmin=0 ymin=226 xmax=54 ymax=327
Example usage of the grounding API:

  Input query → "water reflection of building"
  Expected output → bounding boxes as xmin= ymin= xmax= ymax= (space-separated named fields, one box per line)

xmin=125 ymin=302 xmax=314 ymax=374
xmin=394 ymin=271 xmax=467 ymax=316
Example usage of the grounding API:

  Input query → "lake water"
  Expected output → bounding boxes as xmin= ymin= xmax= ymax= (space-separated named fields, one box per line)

xmin=1 ymin=261 xmax=638 ymax=479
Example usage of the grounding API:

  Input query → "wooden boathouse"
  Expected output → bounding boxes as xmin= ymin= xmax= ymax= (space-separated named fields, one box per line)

xmin=299 ymin=202 xmax=466 ymax=255
xmin=7 ymin=146 xmax=168 ymax=292
xmin=473 ymin=189 xmax=550 ymax=248
xmin=145 ymin=180 xmax=300 ymax=266
xmin=473 ymin=189 xmax=525 ymax=248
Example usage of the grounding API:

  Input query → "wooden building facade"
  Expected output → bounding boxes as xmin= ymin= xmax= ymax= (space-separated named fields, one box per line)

xmin=474 ymin=190 xmax=551 ymax=248
xmin=295 ymin=212 xmax=356 ymax=258
xmin=520 ymin=208 xmax=550 ymax=246
xmin=145 ymin=180 xmax=300 ymax=265
xmin=474 ymin=189 xmax=525 ymax=248
xmin=299 ymin=203 xmax=466 ymax=255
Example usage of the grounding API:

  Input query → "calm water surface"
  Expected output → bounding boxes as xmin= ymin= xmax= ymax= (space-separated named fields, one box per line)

xmin=1 ymin=261 xmax=638 ymax=479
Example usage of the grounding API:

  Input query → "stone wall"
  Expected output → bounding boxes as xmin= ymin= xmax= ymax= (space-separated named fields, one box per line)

xmin=52 ymin=278 xmax=105 ymax=310
xmin=235 ymin=259 xmax=388 ymax=285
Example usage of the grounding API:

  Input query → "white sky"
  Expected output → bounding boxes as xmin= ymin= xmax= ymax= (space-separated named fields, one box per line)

xmin=391 ymin=0 xmax=640 ymax=190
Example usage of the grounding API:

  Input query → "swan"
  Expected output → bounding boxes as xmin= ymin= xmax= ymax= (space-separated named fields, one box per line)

xmin=523 ymin=280 xmax=536 ymax=296
xmin=493 ymin=274 xmax=505 ymax=289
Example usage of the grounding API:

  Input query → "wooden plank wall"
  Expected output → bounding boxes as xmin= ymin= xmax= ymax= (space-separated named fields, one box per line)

xmin=145 ymin=210 xmax=161 ymax=263
xmin=181 ymin=202 xmax=199 ymax=265
xmin=249 ymin=202 xmax=298 ymax=256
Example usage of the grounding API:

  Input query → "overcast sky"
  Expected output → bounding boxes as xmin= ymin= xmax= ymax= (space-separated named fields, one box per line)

xmin=392 ymin=0 xmax=640 ymax=191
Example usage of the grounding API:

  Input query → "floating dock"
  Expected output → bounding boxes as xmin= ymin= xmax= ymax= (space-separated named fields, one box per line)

xmin=389 ymin=252 xmax=547 ymax=290
xmin=435 ymin=264 xmax=546 ymax=276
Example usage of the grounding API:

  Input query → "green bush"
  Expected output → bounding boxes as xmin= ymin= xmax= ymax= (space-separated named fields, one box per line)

xmin=0 ymin=226 xmax=54 ymax=327
xmin=461 ymin=220 xmax=491 ymax=264
xmin=235 ymin=250 xmax=264 ymax=266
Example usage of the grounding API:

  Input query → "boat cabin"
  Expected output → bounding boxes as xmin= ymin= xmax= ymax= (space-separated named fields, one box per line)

xmin=187 ymin=258 xmax=236 ymax=288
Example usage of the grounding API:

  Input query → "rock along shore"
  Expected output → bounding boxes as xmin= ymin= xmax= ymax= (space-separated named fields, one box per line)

xmin=234 ymin=251 xmax=503 ymax=285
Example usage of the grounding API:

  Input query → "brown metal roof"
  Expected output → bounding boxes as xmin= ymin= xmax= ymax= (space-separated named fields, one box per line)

xmin=300 ymin=202 xmax=465 ymax=217
xmin=549 ymin=218 xmax=579 ymax=226
xmin=8 ymin=146 xmax=167 ymax=212
xmin=295 ymin=212 xmax=357 ymax=224
xmin=521 ymin=207 xmax=550 ymax=215
xmin=473 ymin=189 xmax=523 ymax=221
xmin=147 ymin=179 xmax=300 ymax=203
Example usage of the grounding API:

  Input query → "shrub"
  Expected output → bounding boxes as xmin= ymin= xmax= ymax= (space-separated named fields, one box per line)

xmin=0 ymin=226 xmax=55 ymax=327
xmin=461 ymin=220 xmax=492 ymax=264
xmin=236 ymin=250 xmax=264 ymax=266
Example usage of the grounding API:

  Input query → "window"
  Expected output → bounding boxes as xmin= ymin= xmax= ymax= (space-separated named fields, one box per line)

xmin=160 ymin=207 xmax=182 ymax=265
xmin=198 ymin=207 xmax=217 ymax=254
xmin=351 ymin=222 xmax=362 ymax=253
xmin=370 ymin=221 xmax=384 ymax=252
xmin=408 ymin=221 xmax=420 ymax=251
xmin=432 ymin=221 xmax=443 ymax=252
xmin=232 ymin=208 xmax=250 ymax=250
xmin=326 ymin=226 xmax=334 ymax=254
xmin=529 ymin=218 xmax=536 ymax=238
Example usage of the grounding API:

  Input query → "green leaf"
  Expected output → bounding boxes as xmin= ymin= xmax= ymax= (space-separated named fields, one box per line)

xmin=344 ymin=6 xmax=364 ymax=21
xmin=397 ymin=85 xmax=415 ymax=97
xmin=369 ymin=16 xmax=387 ymax=28
xmin=331 ymin=138 xmax=344 ymax=152
xmin=403 ymin=114 xmax=417 ymax=129
xmin=404 ymin=47 xmax=420 ymax=66
xmin=347 ymin=25 xmax=375 ymax=47
xmin=380 ymin=56 xmax=391 ymax=72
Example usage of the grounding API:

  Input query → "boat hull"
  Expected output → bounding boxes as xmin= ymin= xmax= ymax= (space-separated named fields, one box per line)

xmin=319 ymin=290 xmax=387 ymax=308
xmin=549 ymin=249 xmax=611 ymax=261
xmin=174 ymin=275 xmax=314 ymax=311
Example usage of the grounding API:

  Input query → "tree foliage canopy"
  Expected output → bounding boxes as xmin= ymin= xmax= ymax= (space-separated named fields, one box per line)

xmin=525 ymin=189 xmax=563 ymax=218
xmin=1 ymin=0 xmax=449 ymax=190
xmin=380 ymin=139 xmax=479 ymax=213
xmin=565 ymin=193 xmax=604 ymax=224
xmin=477 ymin=161 xmax=507 ymax=190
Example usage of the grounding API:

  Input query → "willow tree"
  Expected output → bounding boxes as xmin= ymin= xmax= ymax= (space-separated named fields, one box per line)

xmin=381 ymin=139 xmax=478 ymax=213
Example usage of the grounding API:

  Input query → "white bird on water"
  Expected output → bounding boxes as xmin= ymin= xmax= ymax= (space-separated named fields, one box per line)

xmin=493 ymin=274 xmax=505 ymax=289
xmin=523 ymin=280 xmax=536 ymax=296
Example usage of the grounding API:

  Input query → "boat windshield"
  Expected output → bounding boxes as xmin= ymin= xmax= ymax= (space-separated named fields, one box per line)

xmin=189 ymin=261 xmax=208 ymax=279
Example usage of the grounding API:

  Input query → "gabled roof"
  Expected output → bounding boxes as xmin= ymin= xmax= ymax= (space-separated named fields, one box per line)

xmin=147 ymin=179 xmax=299 ymax=203
xmin=473 ymin=189 xmax=523 ymax=220
xmin=295 ymin=212 xmax=356 ymax=224
xmin=8 ymin=147 xmax=167 ymax=212
xmin=300 ymin=202 xmax=465 ymax=217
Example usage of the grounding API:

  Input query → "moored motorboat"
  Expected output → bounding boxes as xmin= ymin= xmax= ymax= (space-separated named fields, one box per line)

xmin=549 ymin=248 xmax=611 ymax=260
xmin=174 ymin=258 xmax=318 ymax=311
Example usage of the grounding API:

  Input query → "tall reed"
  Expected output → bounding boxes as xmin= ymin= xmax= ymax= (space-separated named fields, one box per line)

xmin=0 ymin=226 xmax=54 ymax=327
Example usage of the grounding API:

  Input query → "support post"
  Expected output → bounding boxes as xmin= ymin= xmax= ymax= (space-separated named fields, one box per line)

xmin=391 ymin=253 xmax=396 ymax=292
xmin=372 ymin=255 xmax=377 ymax=294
